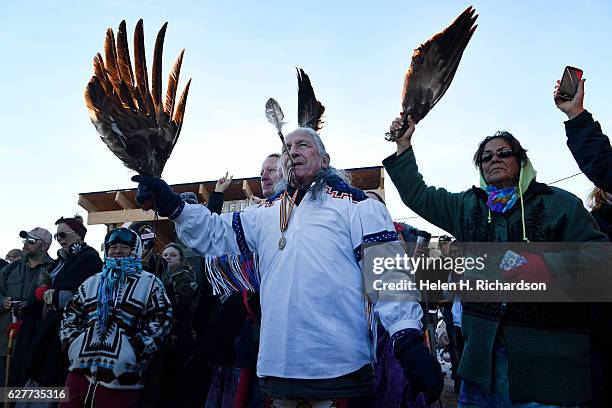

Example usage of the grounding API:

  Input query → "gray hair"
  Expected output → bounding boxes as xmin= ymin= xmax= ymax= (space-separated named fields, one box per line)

xmin=287 ymin=127 xmax=328 ymax=156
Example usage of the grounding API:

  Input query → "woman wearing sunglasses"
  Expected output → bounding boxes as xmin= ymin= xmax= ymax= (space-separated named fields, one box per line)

xmin=383 ymin=116 xmax=610 ymax=407
xmin=11 ymin=216 xmax=103 ymax=394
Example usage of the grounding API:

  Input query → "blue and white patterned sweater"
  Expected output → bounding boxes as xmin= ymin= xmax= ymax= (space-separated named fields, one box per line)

xmin=60 ymin=270 xmax=172 ymax=390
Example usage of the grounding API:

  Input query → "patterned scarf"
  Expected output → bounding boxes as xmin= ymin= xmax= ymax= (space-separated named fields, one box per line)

xmin=486 ymin=185 xmax=518 ymax=213
xmin=97 ymin=256 xmax=142 ymax=334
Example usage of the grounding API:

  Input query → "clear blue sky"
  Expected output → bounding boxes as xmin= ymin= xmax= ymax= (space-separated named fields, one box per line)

xmin=1 ymin=0 xmax=610 ymax=256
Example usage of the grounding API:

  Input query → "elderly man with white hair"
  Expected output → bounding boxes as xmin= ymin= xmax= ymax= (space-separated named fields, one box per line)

xmin=133 ymin=127 xmax=443 ymax=406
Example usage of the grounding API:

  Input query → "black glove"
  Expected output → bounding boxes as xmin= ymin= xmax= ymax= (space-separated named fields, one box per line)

xmin=131 ymin=175 xmax=184 ymax=219
xmin=393 ymin=328 xmax=444 ymax=403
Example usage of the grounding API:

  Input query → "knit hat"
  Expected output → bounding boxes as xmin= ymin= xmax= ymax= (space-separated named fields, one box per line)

xmin=55 ymin=216 xmax=87 ymax=240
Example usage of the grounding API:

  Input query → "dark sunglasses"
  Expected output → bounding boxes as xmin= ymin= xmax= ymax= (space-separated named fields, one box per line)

xmin=480 ymin=149 xmax=514 ymax=164
xmin=54 ymin=231 xmax=76 ymax=240
xmin=22 ymin=238 xmax=41 ymax=245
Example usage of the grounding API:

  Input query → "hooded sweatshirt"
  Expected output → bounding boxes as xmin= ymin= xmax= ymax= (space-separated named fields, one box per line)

xmin=383 ymin=146 xmax=610 ymax=405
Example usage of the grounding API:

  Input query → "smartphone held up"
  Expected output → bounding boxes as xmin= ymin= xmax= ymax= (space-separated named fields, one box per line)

xmin=557 ymin=66 xmax=583 ymax=101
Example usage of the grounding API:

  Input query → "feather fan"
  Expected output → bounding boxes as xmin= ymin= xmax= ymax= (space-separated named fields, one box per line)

xmin=84 ymin=19 xmax=191 ymax=177
xmin=386 ymin=6 xmax=478 ymax=141
xmin=296 ymin=68 xmax=325 ymax=131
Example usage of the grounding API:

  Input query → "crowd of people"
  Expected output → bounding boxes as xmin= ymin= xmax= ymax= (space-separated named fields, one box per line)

xmin=1 ymin=76 xmax=611 ymax=408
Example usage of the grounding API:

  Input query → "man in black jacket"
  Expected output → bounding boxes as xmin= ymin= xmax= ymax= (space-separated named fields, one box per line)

xmin=0 ymin=227 xmax=55 ymax=386
xmin=556 ymin=77 xmax=612 ymax=408
xmin=555 ymin=78 xmax=611 ymax=191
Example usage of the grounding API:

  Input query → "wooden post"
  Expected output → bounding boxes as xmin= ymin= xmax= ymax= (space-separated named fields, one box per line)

xmin=198 ymin=184 xmax=209 ymax=204
xmin=114 ymin=192 xmax=135 ymax=209
xmin=78 ymin=196 xmax=99 ymax=212
xmin=242 ymin=180 xmax=254 ymax=199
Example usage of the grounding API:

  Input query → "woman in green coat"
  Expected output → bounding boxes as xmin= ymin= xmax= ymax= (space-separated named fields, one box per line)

xmin=383 ymin=116 xmax=609 ymax=407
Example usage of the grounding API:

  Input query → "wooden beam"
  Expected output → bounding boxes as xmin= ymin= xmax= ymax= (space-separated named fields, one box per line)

xmin=242 ymin=180 xmax=254 ymax=199
xmin=78 ymin=196 xmax=99 ymax=212
xmin=198 ymin=184 xmax=209 ymax=203
xmin=114 ymin=191 xmax=135 ymax=209
xmin=88 ymin=209 xmax=168 ymax=225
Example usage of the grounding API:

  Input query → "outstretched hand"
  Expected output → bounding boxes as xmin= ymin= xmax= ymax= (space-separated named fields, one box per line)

xmin=554 ymin=78 xmax=586 ymax=120
xmin=391 ymin=115 xmax=416 ymax=156
xmin=131 ymin=175 xmax=183 ymax=218
xmin=215 ymin=172 xmax=234 ymax=193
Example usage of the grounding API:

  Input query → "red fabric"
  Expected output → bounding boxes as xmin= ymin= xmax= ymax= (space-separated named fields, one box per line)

xmin=60 ymin=372 xmax=140 ymax=408
xmin=7 ymin=321 xmax=22 ymax=338
xmin=502 ymin=252 xmax=552 ymax=283
xmin=35 ymin=285 xmax=50 ymax=302
xmin=234 ymin=367 xmax=253 ymax=408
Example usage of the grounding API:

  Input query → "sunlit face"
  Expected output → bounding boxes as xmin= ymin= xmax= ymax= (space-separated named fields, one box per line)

xmin=162 ymin=247 xmax=182 ymax=270
xmin=281 ymin=131 xmax=329 ymax=187
xmin=480 ymin=138 xmax=520 ymax=189
xmin=107 ymin=243 xmax=133 ymax=258
xmin=55 ymin=223 xmax=82 ymax=250
xmin=260 ymin=156 xmax=280 ymax=198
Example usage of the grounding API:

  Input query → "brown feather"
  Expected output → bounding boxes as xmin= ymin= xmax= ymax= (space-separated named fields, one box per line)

xmin=152 ymin=23 xmax=168 ymax=114
xmin=116 ymin=20 xmax=135 ymax=86
xmin=103 ymin=28 xmax=120 ymax=85
xmin=133 ymin=19 xmax=153 ymax=115
xmin=165 ymin=49 xmax=184 ymax=117
xmin=118 ymin=81 xmax=137 ymax=111
xmin=296 ymin=68 xmax=325 ymax=131
xmin=387 ymin=6 xmax=477 ymax=141
xmin=92 ymin=54 xmax=112 ymax=95
xmin=173 ymin=78 xmax=191 ymax=126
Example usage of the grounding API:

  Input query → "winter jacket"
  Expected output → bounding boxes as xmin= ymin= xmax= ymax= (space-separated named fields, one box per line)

xmin=164 ymin=263 xmax=197 ymax=350
xmin=0 ymin=254 xmax=55 ymax=356
xmin=384 ymin=147 xmax=610 ymax=405
xmin=60 ymin=269 xmax=172 ymax=390
xmin=565 ymin=110 xmax=612 ymax=192
xmin=11 ymin=243 xmax=102 ymax=386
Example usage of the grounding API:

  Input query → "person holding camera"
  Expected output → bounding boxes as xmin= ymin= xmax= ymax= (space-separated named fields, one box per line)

xmin=556 ymin=76 xmax=612 ymax=408
xmin=555 ymin=78 xmax=611 ymax=191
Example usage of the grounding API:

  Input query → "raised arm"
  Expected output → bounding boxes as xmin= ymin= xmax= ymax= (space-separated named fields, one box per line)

xmin=132 ymin=175 xmax=258 ymax=257
xmin=555 ymin=79 xmax=612 ymax=191
xmin=382 ymin=117 xmax=465 ymax=236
